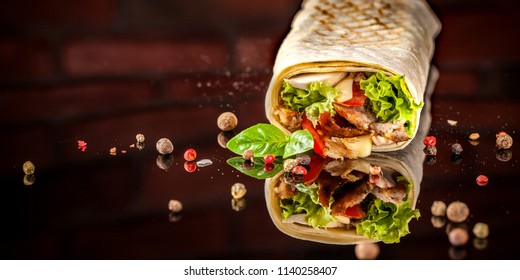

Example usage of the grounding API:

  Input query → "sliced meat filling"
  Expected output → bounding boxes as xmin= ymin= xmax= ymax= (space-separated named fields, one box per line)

xmin=330 ymin=181 xmax=372 ymax=216
xmin=273 ymin=106 xmax=301 ymax=132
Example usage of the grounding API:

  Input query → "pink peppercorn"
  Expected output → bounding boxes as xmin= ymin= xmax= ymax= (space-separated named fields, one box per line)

xmin=423 ymin=136 xmax=437 ymax=147
xmin=263 ymin=154 xmax=276 ymax=164
xmin=476 ymin=175 xmax=489 ymax=186
xmin=183 ymin=148 xmax=197 ymax=161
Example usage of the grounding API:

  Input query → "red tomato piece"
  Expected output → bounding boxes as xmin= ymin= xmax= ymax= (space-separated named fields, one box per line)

xmin=423 ymin=136 xmax=437 ymax=147
xmin=303 ymin=155 xmax=325 ymax=184
xmin=344 ymin=204 xmax=364 ymax=219
xmin=301 ymin=116 xmax=326 ymax=157
xmin=342 ymin=82 xmax=366 ymax=107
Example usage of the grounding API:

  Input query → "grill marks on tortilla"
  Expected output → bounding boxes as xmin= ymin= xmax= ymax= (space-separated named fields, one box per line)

xmin=306 ymin=0 xmax=406 ymax=47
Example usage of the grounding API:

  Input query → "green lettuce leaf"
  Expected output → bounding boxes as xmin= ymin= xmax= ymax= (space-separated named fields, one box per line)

xmin=280 ymin=82 xmax=325 ymax=112
xmin=355 ymin=178 xmax=420 ymax=244
xmin=360 ymin=71 xmax=423 ymax=136
xmin=280 ymin=81 xmax=338 ymax=126
xmin=280 ymin=183 xmax=335 ymax=228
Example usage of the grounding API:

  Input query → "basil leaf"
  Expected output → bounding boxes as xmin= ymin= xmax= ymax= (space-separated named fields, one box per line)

xmin=226 ymin=123 xmax=289 ymax=157
xmin=283 ymin=129 xmax=314 ymax=158
xmin=226 ymin=157 xmax=283 ymax=180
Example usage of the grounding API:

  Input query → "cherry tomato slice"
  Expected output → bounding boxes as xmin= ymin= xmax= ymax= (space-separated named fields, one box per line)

xmin=344 ymin=204 xmax=364 ymax=219
xmin=342 ymin=82 xmax=366 ymax=107
xmin=303 ymin=155 xmax=325 ymax=184
xmin=301 ymin=116 xmax=326 ymax=157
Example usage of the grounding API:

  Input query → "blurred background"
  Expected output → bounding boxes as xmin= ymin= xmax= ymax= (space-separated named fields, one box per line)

xmin=1 ymin=0 xmax=519 ymax=260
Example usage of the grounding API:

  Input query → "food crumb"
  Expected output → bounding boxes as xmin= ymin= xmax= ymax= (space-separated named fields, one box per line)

xmin=447 ymin=119 xmax=458 ymax=126
xmin=469 ymin=133 xmax=480 ymax=141
xmin=196 ymin=159 xmax=213 ymax=167
xmin=109 ymin=147 xmax=117 ymax=155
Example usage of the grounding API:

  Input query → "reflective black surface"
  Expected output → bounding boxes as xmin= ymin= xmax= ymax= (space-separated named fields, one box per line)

xmin=1 ymin=0 xmax=520 ymax=260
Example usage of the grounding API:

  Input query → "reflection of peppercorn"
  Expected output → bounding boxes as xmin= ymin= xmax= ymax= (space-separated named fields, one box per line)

xmin=496 ymin=149 xmax=513 ymax=162
xmin=496 ymin=131 xmax=513 ymax=149
xmin=424 ymin=145 xmax=437 ymax=156
xmin=426 ymin=155 xmax=436 ymax=165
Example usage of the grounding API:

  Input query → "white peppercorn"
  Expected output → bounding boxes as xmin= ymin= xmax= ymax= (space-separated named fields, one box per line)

xmin=156 ymin=138 xmax=174 ymax=155
xmin=431 ymin=200 xmax=447 ymax=216
xmin=23 ymin=161 xmax=35 ymax=175
xmin=217 ymin=112 xmax=238 ymax=131
xmin=168 ymin=199 xmax=183 ymax=213
xmin=231 ymin=182 xmax=247 ymax=199
xmin=472 ymin=222 xmax=489 ymax=239
xmin=136 ymin=133 xmax=145 ymax=143
xmin=446 ymin=201 xmax=470 ymax=223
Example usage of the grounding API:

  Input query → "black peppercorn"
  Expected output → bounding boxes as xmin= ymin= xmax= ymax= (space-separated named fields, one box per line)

xmin=451 ymin=143 xmax=463 ymax=155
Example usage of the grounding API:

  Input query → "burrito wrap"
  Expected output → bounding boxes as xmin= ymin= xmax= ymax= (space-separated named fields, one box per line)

xmin=265 ymin=0 xmax=441 ymax=152
xmin=264 ymin=67 xmax=437 ymax=245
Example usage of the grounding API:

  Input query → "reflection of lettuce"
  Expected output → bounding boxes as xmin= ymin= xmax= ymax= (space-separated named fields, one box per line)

xmin=356 ymin=178 xmax=420 ymax=244
xmin=279 ymin=183 xmax=335 ymax=228
xmin=279 ymin=177 xmax=419 ymax=244
xmin=360 ymin=71 xmax=423 ymax=136
xmin=280 ymin=81 xmax=338 ymax=126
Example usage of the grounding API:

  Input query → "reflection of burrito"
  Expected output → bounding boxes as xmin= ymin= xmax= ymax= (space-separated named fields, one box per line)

xmin=263 ymin=68 xmax=436 ymax=245
xmin=265 ymin=155 xmax=419 ymax=245
xmin=265 ymin=0 xmax=441 ymax=158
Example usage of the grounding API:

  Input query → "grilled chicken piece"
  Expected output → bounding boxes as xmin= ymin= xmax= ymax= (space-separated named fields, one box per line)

xmin=273 ymin=106 xmax=301 ymax=132
xmin=324 ymin=135 xmax=372 ymax=159
xmin=370 ymin=184 xmax=407 ymax=204
xmin=319 ymin=112 xmax=366 ymax=138
xmin=316 ymin=172 xmax=344 ymax=208
xmin=333 ymin=102 xmax=376 ymax=131
xmin=274 ymin=181 xmax=298 ymax=199
xmin=370 ymin=121 xmax=410 ymax=143
xmin=330 ymin=181 xmax=372 ymax=216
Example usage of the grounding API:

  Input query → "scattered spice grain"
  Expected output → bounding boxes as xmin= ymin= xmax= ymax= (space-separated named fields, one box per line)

xmin=231 ymin=183 xmax=247 ymax=199
xmin=431 ymin=200 xmax=447 ymax=216
xmin=472 ymin=222 xmax=489 ymax=239
xmin=446 ymin=201 xmax=470 ymax=223
xmin=217 ymin=112 xmax=238 ymax=131
xmin=22 ymin=161 xmax=35 ymax=175
xmin=495 ymin=131 xmax=513 ymax=149
xmin=156 ymin=138 xmax=174 ymax=155
xmin=476 ymin=175 xmax=489 ymax=186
